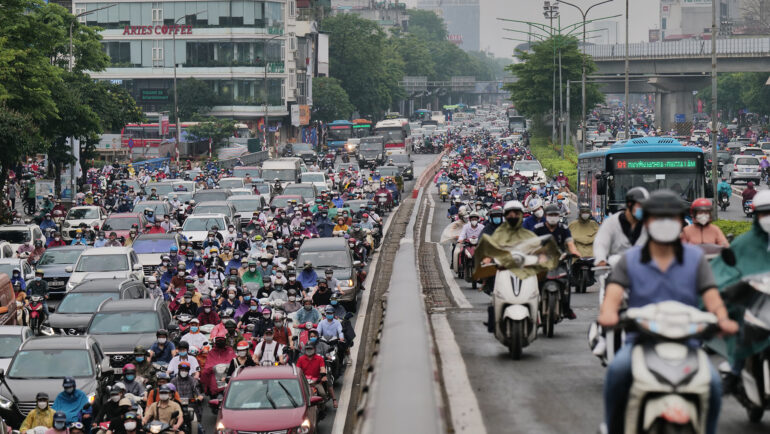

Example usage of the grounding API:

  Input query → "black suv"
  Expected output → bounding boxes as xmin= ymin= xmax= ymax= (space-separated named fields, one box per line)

xmin=86 ymin=298 xmax=176 ymax=369
xmin=0 ymin=336 xmax=111 ymax=427
xmin=46 ymin=278 xmax=151 ymax=336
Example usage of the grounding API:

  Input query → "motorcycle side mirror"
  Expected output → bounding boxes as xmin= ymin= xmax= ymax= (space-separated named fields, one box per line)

xmin=208 ymin=399 xmax=220 ymax=407
xmin=310 ymin=396 xmax=323 ymax=406
xmin=65 ymin=266 xmax=73 ymax=273
xmin=720 ymin=248 xmax=737 ymax=267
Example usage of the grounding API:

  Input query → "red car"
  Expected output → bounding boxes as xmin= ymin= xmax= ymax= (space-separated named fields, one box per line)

xmin=101 ymin=212 xmax=147 ymax=240
xmin=213 ymin=366 xmax=322 ymax=434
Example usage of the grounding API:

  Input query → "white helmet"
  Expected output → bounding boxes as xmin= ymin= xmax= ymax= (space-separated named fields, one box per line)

xmin=503 ymin=200 xmax=524 ymax=212
xmin=146 ymin=276 xmax=157 ymax=283
xmin=458 ymin=205 xmax=469 ymax=217
xmin=528 ymin=198 xmax=543 ymax=211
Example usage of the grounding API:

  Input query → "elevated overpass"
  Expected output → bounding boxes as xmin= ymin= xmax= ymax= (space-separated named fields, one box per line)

xmin=583 ymin=37 xmax=770 ymax=129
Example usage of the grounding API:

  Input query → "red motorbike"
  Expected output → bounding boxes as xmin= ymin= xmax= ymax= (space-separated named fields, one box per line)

xmin=458 ymin=237 xmax=479 ymax=289
xmin=26 ymin=295 xmax=46 ymax=335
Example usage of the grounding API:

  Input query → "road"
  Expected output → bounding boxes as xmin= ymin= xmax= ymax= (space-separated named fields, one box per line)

xmin=200 ymin=152 xmax=440 ymax=434
xmin=425 ymin=186 xmax=770 ymax=433
xmin=721 ymin=181 xmax=769 ymax=221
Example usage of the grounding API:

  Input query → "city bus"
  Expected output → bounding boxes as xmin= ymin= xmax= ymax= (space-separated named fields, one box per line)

xmin=352 ymin=119 xmax=373 ymax=138
xmin=412 ymin=109 xmax=431 ymax=122
xmin=326 ymin=120 xmax=353 ymax=150
xmin=577 ymin=137 xmax=708 ymax=221
xmin=374 ymin=118 xmax=412 ymax=156
xmin=120 ymin=122 xmax=198 ymax=148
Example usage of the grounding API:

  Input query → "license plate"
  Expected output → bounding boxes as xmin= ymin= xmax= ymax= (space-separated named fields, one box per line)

xmin=48 ymin=281 xmax=64 ymax=287
xmin=745 ymin=168 xmax=753 ymax=172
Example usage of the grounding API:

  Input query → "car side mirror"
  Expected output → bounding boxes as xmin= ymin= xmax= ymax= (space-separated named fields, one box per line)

xmin=133 ymin=264 xmax=143 ymax=271
xmin=65 ymin=266 xmax=73 ymax=273
xmin=310 ymin=396 xmax=323 ymax=406
xmin=0 ymin=368 xmax=4 ymax=378
xmin=720 ymin=248 xmax=737 ymax=267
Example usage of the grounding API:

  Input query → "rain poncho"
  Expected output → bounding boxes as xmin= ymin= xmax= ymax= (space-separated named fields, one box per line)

xmin=568 ymin=218 xmax=599 ymax=257
xmin=473 ymin=221 xmax=558 ymax=280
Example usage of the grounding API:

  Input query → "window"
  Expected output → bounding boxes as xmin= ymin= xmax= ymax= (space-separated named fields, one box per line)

xmin=152 ymin=8 xmax=163 ymax=24
xmin=75 ymin=6 xmax=86 ymax=22
xmin=290 ymin=1 xmax=296 ymax=17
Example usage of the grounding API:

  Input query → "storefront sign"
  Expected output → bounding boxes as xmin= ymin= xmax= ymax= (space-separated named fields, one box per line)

xmin=123 ymin=25 xmax=193 ymax=36
xmin=299 ymin=105 xmax=310 ymax=125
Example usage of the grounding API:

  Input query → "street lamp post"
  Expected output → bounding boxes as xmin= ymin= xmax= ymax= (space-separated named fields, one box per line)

xmin=557 ymin=0 xmax=614 ymax=154
xmin=624 ymin=0 xmax=630 ymax=139
xmin=711 ymin=0 xmax=719 ymax=217
xmin=543 ymin=1 xmax=559 ymax=145
xmin=172 ymin=11 xmax=206 ymax=166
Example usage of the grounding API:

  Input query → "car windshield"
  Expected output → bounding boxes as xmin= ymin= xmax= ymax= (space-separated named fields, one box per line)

xmin=75 ymin=254 xmax=128 ymax=272
xmin=0 ymin=336 xmax=21 ymax=358
xmin=183 ymin=217 xmax=226 ymax=231
xmin=761 ymin=143 xmax=770 ymax=150
xmin=8 ymin=350 xmax=93 ymax=378
xmin=232 ymin=168 xmax=260 ymax=178
xmin=37 ymin=249 xmax=83 ymax=266
xmin=88 ymin=311 xmax=160 ymax=334
xmin=262 ymin=169 xmax=296 ymax=182
xmin=271 ymin=197 xmax=300 ymax=208
xmin=102 ymin=217 xmax=139 ymax=231
xmin=168 ymin=192 xmax=193 ymax=203
xmin=133 ymin=203 xmax=166 ymax=216
xmin=360 ymin=142 xmax=381 ymax=151
xmin=219 ymin=179 xmax=244 ymax=189
xmin=301 ymin=173 xmax=325 ymax=183
xmin=298 ymin=251 xmax=351 ymax=269
xmin=58 ymin=292 xmax=117 ymax=314
xmin=283 ymin=186 xmax=314 ymax=200
xmin=293 ymin=143 xmax=313 ymax=152
xmin=736 ymin=158 xmax=758 ymax=165
xmin=228 ymin=199 xmax=261 ymax=212
xmin=67 ymin=208 xmax=99 ymax=220
xmin=253 ymin=184 xmax=270 ymax=195
xmin=514 ymin=161 xmax=542 ymax=171
xmin=194 ymin=205 xmax=231 ymax=217
xmin=147 ymin=183 xmax=176 ymax=196
xmin=0 ymin=230 xmax=30 ymax=244
xmin=224 ymin=379 xmax=304 ymax=409
xmin=377 ymin=167 xmax=400 ymax=177
xmin=132 ymin=238 xmax=176 ymax=254
xmin=194 ymin=191 xmax=230 ymax=203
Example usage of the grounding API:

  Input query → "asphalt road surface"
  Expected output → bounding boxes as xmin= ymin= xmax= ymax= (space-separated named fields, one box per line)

xmin=201 ymin=152 xmax=440 ymax=434
xmin=426 ymin=187 xmax=770 ymax=433
xmin=720 ymin=181 xmax=769 ymax=221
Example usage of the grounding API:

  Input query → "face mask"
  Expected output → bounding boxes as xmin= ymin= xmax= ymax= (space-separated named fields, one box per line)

xmin=110 ymin=395 xmax=120 ymax=402
xmin=158 ymin=338 xmax=167 ymax=344
xmin=304 ymin=305 xmax=312 ymax=310
xmin=38 ymin=400 xmax=48 ymax=409
xmin=125 ymin=374 xmax=135 ymax=381
xmin=178 ymin=351 xmax=187 ymax=357
xmin=647 ymin=218 xmax=682 ymax=243
xmin=264 ymin=335 xmax=273 ymax=342
xmin=198 ymin=277 xmax=205 ymax=282
xmin=234 ymin=255 xmax=240 ymax=260
xmin=250 ymin=305 xmax=257 ymax=311
xmin=305 ymin=349 xmax=315 ymax=356
xmin=580 ymin=213 xmax=591 ymax=220
xmin=309 ymin=337 xmax=318 ymax=344
xmin=331 ymin=300 xmax=338 ymax=305
xmin=54 ymin=421 xmax=66 ymax=430
xmin=179 ymin=370 xmax=189 ymax=378
xmin=546 ymin=216 xmax=560 ymax=226
xmin=35 ymin=276 xmax=41 ymax=281
xmin=758 ymin=215 xmax=770 ymax=234
xmin=470 ymin=220 xmax=478 ymax=227
xmin=65 ymin=387 xmax=74 ymax=394
xmin=534 ymin=209 xmax=544 ymax=219
xmin=326 ymin=314 xmax=334 ymax=320
xmin=506 ymin=217 xmax=519 ymax=227
xmin=236 ymin=350 xmax=248 ymax=358
xmin=159 ymin=393 xmax=170 ymax=401
xmin=274 ymin=321 xmax=282 ymax=327
xmin=491 ymin=216 xmax=502 ymax=225
xmin=178 ymin=271 xmax=185 ymax=276
xmin=55 ymin=237 xmax=60 ymax=241
xmin=633 ymin=207 xmax=644 ymax=221
xmin=228 ymin=293 xmax=236 ymax=300
xmin=289 ymin=276 xmax=296 ymax=281
xmin=124 ymin=421 xmax=137 ymax=431
xmin=288 ymin=296 xmax=296 ymax=302
xmin=696 ymin=213 xmax=710 ymax=226
xmin=135 ymin=356 xmax=145 ymax=363
xmin=204 ymin=308 xmax=211 ymax=313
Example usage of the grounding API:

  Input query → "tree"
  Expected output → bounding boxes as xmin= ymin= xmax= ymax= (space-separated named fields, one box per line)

xmin=406 ymin=9 xmax=447 ymax=42
xmin=176 ymin=78 xmax=217 ymax=121
xmin=186 ymin=116 xmax=237 ymax=150
xmin=0 ymin=106 xmax=39 ymax=209
xmin=741 ymin=0 xmax=770 ymax=34
xmin=504 ymin=36 xmax=604 ymax=122
xmin=311 ymin=77 xmax=354 ymax=122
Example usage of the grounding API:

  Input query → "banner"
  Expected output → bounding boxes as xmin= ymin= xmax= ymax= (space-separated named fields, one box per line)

xmin=291 ymin=105 xmax=300 ymax=127
xmin=299 ymin=105 xmax=311 ymax=125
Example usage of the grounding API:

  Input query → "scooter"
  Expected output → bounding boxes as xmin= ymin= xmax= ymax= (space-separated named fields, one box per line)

xmin=719 ymin=193 xmax=730 ymax=212
xmin=744 ymin=200 xmax=754 ymax=217
xmin=572 ymin=256 xmax=595 ymax=294
xmin=439 ymin=182 xmax=449 ymax=202
xmin=26 ymin=295 xmax=46 ymax=335
xmin=541 ymin=258 xmax=571 ymax=338
xmin=460 ymin=237 xmax=479 ymax=289
xmin=604 ymin=301 xmax=720 ymax=434
xmin=588 ymin=255 xmax=625 ymax=366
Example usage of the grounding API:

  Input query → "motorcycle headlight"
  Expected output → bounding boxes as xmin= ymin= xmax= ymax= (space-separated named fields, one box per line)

xmin=88 ymin=393 xmax=96 ymax=404
xmin=0 ymin=394 xmax=13 ymax=410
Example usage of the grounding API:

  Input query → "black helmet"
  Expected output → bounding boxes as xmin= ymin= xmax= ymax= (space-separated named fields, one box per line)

xmin=36 ymin=392 xmax=49 ymax=401
xmin=641 ymin=189 xmax=687 ymax=218
xmin=625 ymin=186 xmax=649 ymax=205
xmin=156 ymin=329 xmax=168 ymax=337
xmin=543 ymin=204 xmax=560 ymax=215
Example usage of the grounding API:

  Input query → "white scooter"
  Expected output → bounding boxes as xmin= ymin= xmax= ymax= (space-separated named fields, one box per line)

xmin=606 ymin=301 xmax=719 ymax=434
xmin=588 ymin=255 xmax=625 ymax=366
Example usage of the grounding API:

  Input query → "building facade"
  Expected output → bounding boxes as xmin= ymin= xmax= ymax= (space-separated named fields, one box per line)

xmin=416 ymin=0 xmax=479 ymax=51
xmin=77 ymin=0 xmax=320 ymax=143
xmin=658 ymin=0 xmax=751 ymax=40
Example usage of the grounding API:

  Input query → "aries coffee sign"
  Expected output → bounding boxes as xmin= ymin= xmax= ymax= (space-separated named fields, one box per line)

xmin=123 ymin=25 xmax=193 ymax=36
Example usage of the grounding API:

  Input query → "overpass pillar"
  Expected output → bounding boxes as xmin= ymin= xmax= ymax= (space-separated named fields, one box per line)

xmin=647 ymin=76 xmax=709 ymax=131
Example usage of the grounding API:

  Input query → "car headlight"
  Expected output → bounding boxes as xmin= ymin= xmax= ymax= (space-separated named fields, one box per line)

xmin=299 ymin=418 xmax=311 ymax=434
xmin=0 ymin=394 xmax=13 ymax=410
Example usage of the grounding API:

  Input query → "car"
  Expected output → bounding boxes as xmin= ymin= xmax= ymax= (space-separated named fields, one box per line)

xmin=228 ymin=188 xmax=255 ymax=196
xmin=513 ymin=159 xmax=547 ymax=183
xmin=182 ymin=214 xmax=232 ymax=248
xmin=193 ymin=201 xmax=238 ymax=221
xmin=213 ymin=366 xmax=322 ymax=434
xmin=252 ymin=182 xmax=272 ymax=204
xmin=292 ymin=142 xmax=317 ymax=165
xmin=0 ymin=326 xmax=34 ymax=372
xmin=759 ymin=141 xmax=770 ymax=156
xmin=65 ymin=247 xmax=144 ymax=291
xmin=101 ymin=212 xmax=148 ymax=240
xmin=131 ymin=233 xmax=184 ymax=275
xmin=374 ymin=166 xmax=404 ymax=192
xmin=297 ymin=238 xmax=360 ymax=312
xmin=0 ymin=258 xmax=34 ymax=283
xmin=299 ymin=172 xmax=330 ymax=191
xmin=0 ymin=225 xmax=46 ymax=254
xmin=231 ymin=166 xmax=261 ymax=179
xmin=0 ymin=335 xmax=111 ymax=428
xmin=282 ymin=183 xmax=318 ymax=203
xmin=227 ymin=195 xmax=267 ymax=227
xmin=86 ymin=298 xmax=175 ymax=369
xmin=62 ymin=206 xmax=106 ymax=241
xmin=725 ymin=155 xmax=761 ymax=184
xmin=270 ymin=195 xmax=306 ymax=210
xmin=133 ymin=201 xmax=173 ymax=220
xmin=343 ymin=200 xmax=372 ymax=214
xmin=35 ymin=245 xmax=88 ymax=304
xmin=740 ymin=147 xmax=765 ymax=157
xmin=193 ymin=189 xmax=233 ymax=203
xmin=47 ymin=278 xmax=151 ymax=336
xmin=218 ymin=177 xmax=246 ymax=190
xmin=386 ymin=154 xmax=415 ymax=180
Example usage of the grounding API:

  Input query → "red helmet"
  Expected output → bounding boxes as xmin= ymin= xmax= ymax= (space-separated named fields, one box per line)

xmin=690 ymin=198 xmax=712 ymax=214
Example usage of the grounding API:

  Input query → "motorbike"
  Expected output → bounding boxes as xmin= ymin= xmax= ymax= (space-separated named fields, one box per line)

xmin=26 ymin=295 xmax=46 ymax=335
xmin=341 ymin=152 xmax=350 ymax=163
xmin=541 ymin=257 xmax=571 ymax=338
xmin=145 ymin=416 xmax=178 ymax=434
xmin=321 ymin=336 xmax=342 ymax=385
xmin=490 ymin=235 xmax=559 ymax=360
xmin=588 ymin=256 xmax=626 ymax=366
xmin=719 ymin=192 xmax=730 ymax=212
xmin=744 ymin=200 xmax=754 ymax=217
xmin=604 ymin=301 xmax=720 ymax=434
xmin=176 ymin=313 xmax=193 ymax=336
xmin=572 ymin=256 xmax=595 ymax=294
xmin=718 ymin=270 xmax=770 ymax=423
xmin=376 ymin=193 xmax=391 ymax=214
xmin=178 ymin=398 xmax=199 ymax=434
xmin=207 ymin=363 xmax=229 ymax=413
xmin=438 ymin=182 xmax=449 ymax=202
xmin=306 ymin=376 xmax=329 ymax=419
xmin=459 ymin=237 xmax=479 ymax=289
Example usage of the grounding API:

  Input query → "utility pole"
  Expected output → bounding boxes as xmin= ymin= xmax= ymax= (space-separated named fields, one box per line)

xmin=624 ymin=0 xmax=630 ymax=139
xmin=711 ymin=0 xmax=719 ymax=217
xmin=544 ymin=1 xmax=559 ymax=144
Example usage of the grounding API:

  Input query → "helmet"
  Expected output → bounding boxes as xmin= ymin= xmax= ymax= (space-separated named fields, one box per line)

xmin=625 ymin=186 xmax=650 ymax=204
xmin=748 ymin=181 xmax=755 ymax=188
xmin=156 ymin=329 xmax=168 ymax=337
xmin=578 ymin=203 xmax=591 ymax=212
xmin=54 ymin=411 xmax=67 ymax=423
xmin=468 ymin=211 xmax=480 ymax=219
xmin=146 ymin=275 xmax=157 ymax=283
xmin=36 ymin=392 xmax=49 ymax=401
xmin=236 ymin=341 xmax=250 ymax=351
xmin=156 ymin=371 xmax=170 ymax=382
xmin=753 ymin=190 xmax=770 ymax=213
xmin=503 ymin=200 xmax=524 ymax=212
xmin=122 ymin=364 xmax=136 ymax=374
xmin=690 ymin=198 xmax=712 ymax=214
xmin=641 ymin=189 xmax=687 ymax=217
xmin=133 ymin=345 xmax=147 ymax=356
xmin=528 ymin=198 xmax=542 ymax=211
xmin=178 ymin=361 xmax=191 ymax=370
xmin=158 ymin=385 xmax=172 ymax=394
xmin=325 ymin=305 xmax=335 ymax=314
xmin=488 ymin=206 xmax=503 ymax=217
xmin=543 ymin=204 xmax=560 ymax=215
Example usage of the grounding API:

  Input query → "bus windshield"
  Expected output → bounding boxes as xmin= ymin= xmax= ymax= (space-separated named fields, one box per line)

xmin=608 ymin=155 xmax=703 ymax=204
xmin=376 ymin=128 xmax=405 ymax=144
xmin=328 ymin=126 xmax=352 ymax=141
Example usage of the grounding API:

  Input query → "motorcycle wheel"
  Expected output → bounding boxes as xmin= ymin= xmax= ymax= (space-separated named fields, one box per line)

xmin=507 ymin=319 xmax=524 ymax=360
xmin=748 ymin=406 xmax=764 ymax=423
xmin=463 ymin=258 xmax=473 ymax=283
xmin=30 ymin=317 xmax=40 ymax=335
xmin=578 ymin=270 xmax=589 ymax=294
xmin=442 ymin=195 xmax=446 ymax=202
xmin=544 ymin=293 xmax=558 ymax=338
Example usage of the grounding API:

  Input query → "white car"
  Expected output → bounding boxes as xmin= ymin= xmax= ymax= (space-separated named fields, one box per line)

xmin=182 ymin=214 xmax=232 ymax=249
xmin=299 ymin=171 xmax=331 ymax=191
xmin=62 ymin=206 xmax=106 ymax=241
xmin=0 ymin=224 xmax=46 ymax=254
xmin=65 ymin=247 xmax=144 ymax=291
xmin=513 ymin=160 xmax=547 ymax=183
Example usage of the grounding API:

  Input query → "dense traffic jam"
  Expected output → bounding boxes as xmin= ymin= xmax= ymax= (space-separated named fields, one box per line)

xmin=433 ymin=107 xmax=770 ymax=433
xmin=0 ymin=144 xmax=425 ymax=434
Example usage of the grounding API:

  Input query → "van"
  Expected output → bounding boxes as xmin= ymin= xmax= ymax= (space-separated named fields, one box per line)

xmin=261 ymin=158 xmax=304 ymax=187
xmin=357 ymin=136 xmax=385 ymax=167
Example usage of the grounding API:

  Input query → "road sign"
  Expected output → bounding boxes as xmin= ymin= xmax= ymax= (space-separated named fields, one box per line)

xmin=128 ymin=138 xmax=135 ymax=149
xmin=674 ymin=113 xmax=686 ymax=123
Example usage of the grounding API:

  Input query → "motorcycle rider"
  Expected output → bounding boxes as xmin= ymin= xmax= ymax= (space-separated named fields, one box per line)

xmin=27 ymin=269 xmax=49 ymax=310
xmin=142 ymin=385 xmax=183 ymax=432
xmin=120 ymin=364 xmax=144 ymax=397
xmin=148 ymin=329 xmax=176 ymax=364
xmin=53 ymin=377 xmax=90 ymax=424
xmin=457 ymin=211 xmax=484 ymax=244
xmin=716 ymin=176 xmax=731 ymax=205
xmin=226 ymin=341 xmax=256 ymax=377
xmin=597 ymin=189 xmax=738 ymax=434
xmin=20 ymin=392 xmax=55 ymax=431
xmin=522 ymin=198 xmax=545 ymax=231
xmin=569 ymin=203 xmax=599 ymax=258
xmin=681 ymin=198 xmax=729 ymax=247
xmin=593 ymin=186 xmax=649 ymax=266
xmin=296 ymin=342 xmax=336 ymax=408
xmin=48 ymin=411 xmax=69 ymax=434
xmin=132 ymin=345 xmax=155 ymax=383
xmin=742 ymin=181 xmax=757 ymax=207
xmin=254 ymin=327 xmax=287 ymax=365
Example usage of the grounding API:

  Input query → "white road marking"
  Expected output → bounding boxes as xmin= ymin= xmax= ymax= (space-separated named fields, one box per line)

xmin=425 ymin=188 xmax=435 ymax=243
xmin=431 ymin=313 xmax=488 ymax=434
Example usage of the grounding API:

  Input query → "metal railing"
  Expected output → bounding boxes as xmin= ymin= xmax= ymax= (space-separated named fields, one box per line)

xmin=213 ymin=150 xmax=270 ymax=170
xmin=583 ymin=37 xmax=770 ymax=59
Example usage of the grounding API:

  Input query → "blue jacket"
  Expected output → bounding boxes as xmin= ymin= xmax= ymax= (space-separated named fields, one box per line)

xmin=225 ymin=258 xmax=242 ymax=275
xmin=298 ymin=269 xmax=318 ymax=289
xmin=717 ymin=181 xmax=732 ymax=195
xmin=53 ymin=389 xmax=90 ymax=423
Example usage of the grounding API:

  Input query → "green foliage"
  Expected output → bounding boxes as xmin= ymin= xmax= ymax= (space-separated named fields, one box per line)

xmin=186 ymin=116 xmax=237 ymax=148
xmin=712 ymin=220 xmax=753 ymax=238
xmin=697 ymin=73 xmax=770 ymax=118
xmin=0 ymin=105 xmax=39 ymax=194
xmin=405 ymin=9 xmax=447 ymax=42
xmin=528 ymin=135 xmax=578 ymax=191
xmin=177 ymin=78 xmax=217 ymax=121
xmin=504 ymin=36 xmax=604 ymax=121
xmin=311 ymin=77 xmax=354 ymax=122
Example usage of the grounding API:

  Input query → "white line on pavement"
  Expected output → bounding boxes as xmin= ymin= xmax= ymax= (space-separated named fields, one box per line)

xmin=425 ymin=188 xmax=435 ymax=244
xmin=433 ymin=226 xmax=473 ymax=308
xmin=431 ymin=313 xmax=488 ymax=434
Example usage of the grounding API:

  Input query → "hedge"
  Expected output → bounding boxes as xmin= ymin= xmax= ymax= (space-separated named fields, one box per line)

xmin=713 ymin=219 xmax=753 ymax=238
xmin=528 ymin=136 xmax=578 ymax=191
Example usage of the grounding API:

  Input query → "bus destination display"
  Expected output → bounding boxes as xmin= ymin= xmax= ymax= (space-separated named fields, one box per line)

xmin=615 ymin=158 xmax=697 ymax=170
